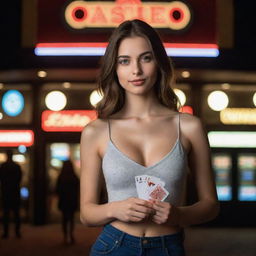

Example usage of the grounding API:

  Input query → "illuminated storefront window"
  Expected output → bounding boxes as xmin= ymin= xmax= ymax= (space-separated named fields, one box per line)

xmin=202 ymin=84 xmax=256 ymax=125
xmin=238 ymin=154 xmax=256 ymax=201
xmin=212 ymin=153 xmax=232 ymax=201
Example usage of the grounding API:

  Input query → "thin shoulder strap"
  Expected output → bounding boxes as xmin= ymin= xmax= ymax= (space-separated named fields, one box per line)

xmin=177 ymin=113 xmax=180 ymax=140
xmin=107 ymin=119 xmax=112 ymax=141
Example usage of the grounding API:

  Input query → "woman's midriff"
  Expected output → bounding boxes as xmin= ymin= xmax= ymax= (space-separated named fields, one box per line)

xmin=110 ymin=219 xmax=182 ymax=237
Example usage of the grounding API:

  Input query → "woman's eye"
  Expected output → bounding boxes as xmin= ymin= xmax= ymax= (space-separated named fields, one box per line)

xmin=118 ymin=58 xmax=130 ymax=65
xmin=141 ymin=55 xmax=152 ymax=62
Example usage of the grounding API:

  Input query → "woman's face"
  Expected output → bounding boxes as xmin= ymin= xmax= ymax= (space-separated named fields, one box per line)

xmin=116 ymin=36 xmax=158 ymax=96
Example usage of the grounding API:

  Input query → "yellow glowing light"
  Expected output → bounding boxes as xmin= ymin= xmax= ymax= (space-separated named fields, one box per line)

xmin=62 ymin=82 xmax=71 ymax=88
xmin=13 ymin=154 xmax=26 ymax=163
xmin=90 ymin=90 xmax=103 ymax=107
xmin=220 ymin=108 xmax=256 ymax=125
xmin=253 ymin=92 xmax=256 ymax=107
xmin=181 ymin=71 xmax=190 ymax=78
xmin=208 ymin=90 xmax=229 ymax=111
xmin=174 ymin=88 xmax=186 ymax=106
xmin=45 ymin=91 xmax=67 ymax=111
xmin=0 ymin=153 xmax=7 ymax=162
xmin=37 ymin=70 xmax=47 ymax=78
xmin=221 ymin=83 xmax=231 ymax=90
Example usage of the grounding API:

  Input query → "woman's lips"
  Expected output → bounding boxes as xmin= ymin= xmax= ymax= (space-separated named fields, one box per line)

xmin=129 ymin=79 xmax=146 ymax=86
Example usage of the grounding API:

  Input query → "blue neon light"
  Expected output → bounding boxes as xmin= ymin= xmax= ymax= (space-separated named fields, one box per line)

xmin=1 ymin=90 xmax=25 ymax=117
xmin=34 ymin=47 xmax=219 ymax=57
xmin=20 ymin=187 xmax=29 ymax=199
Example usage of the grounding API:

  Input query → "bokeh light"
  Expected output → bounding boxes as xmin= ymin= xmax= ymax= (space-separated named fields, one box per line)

xmin=208 ymin=90 xmax=229 ymax=111
xmin=45 ymin=91 xmax=67 ymax=111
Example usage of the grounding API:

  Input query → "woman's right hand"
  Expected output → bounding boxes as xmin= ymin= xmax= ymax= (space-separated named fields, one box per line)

xmin=110 ymin=197 xmax=155 ymax=223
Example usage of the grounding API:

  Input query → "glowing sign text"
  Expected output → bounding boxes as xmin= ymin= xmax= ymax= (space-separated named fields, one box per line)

xmin=0 ymin=130 xmax=34 ymax=147
xmin=220 ymin=108 xmax=256 ymax=125
xmin=65 ymin=0 xmax=192 ymax=30
xmin=42 ymin=110 xmax=97 ymax=132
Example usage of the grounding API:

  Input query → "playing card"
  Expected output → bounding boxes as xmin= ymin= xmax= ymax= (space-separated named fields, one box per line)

xmin=147 ymin=176 xmax=165 ymax=188
xmin=135 ymin=175 xmax=148 ymax=199
xmin=149 ymin=184 xmax=169 ymax=201
xmin=135 ymin=175 xmax=169 ymax=201
xmin=144 ymin=176 xmax=159 ymax=195
xmin=135 ymin=175 xmax=156 ymax=200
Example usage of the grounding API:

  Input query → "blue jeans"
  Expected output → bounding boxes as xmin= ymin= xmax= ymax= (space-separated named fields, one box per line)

xmin=90 ymin=224 xmax=185 ymax=256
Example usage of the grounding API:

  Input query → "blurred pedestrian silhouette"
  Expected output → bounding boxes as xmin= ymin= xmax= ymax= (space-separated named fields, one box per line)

xmin=56 ymin=160 xmax=79 ymax=244
xmin=0 ymin=150 xmax=22 ymax=239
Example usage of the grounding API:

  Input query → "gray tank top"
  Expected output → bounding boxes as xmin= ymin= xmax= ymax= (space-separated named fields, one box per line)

xmin=102 ymin=114 xmax=188 ymax=206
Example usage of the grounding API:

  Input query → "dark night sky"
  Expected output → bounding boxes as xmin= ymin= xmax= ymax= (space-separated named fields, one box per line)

xmin=0 ymin=0 xmax=256 ymax=71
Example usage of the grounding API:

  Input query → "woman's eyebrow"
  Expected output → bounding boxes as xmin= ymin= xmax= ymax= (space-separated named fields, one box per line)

xmin=117 ymin=51 xmax=152 ymax=59
xmin=139 ymin=51 xmax=152 ymax=57
xmin=117 ymin=55 xmax=130 ymax=59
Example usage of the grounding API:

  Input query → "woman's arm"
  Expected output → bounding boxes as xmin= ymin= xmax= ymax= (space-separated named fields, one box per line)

xmin=178 ymin=115 xmax=220 ymax=226
xmin=80 ymin=120 xmax=113 ymax=226
xmin=80 ymin=120 xmax=154 ymax=227
xmin=151 ymin=114 xmax=220 ymax=227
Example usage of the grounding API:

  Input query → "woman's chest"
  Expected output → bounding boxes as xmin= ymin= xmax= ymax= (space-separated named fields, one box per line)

xmin=114 ymin=126 xmax=178 ymax=167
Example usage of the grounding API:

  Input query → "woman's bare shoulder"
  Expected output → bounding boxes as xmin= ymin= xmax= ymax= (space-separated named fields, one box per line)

xmin=81 ymin=118 xmax=109 ymax=143
xmin=179 ymin=113 xmax=205 ymax=137
xmin=179 ymin=112 xmax=201 ymax=124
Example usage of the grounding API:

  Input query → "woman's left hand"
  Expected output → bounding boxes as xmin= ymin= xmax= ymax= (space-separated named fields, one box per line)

xmin=149 ymin=199 xmax=180 ymax=225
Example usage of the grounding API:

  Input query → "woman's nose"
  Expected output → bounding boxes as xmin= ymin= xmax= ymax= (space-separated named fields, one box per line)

xmin=132 ymin=61 xmax=142 ymax=75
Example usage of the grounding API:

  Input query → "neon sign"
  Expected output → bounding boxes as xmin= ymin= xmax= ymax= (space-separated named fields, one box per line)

xmin=35 ymin=42 xmax=219 ymax=57
xmin=42 ymin=110 xmax=97 ymax=132
xmin=35 ymin=0 xmax=219 ymax=57
xmin=65 ymin=0 xmax=192 ymax=30
xmin=208 ymin=131 xmax=256 ymax=148
xmin=220 ymin=108 xmax=256 ymax=125
xmin=0 ymin=130 xmax=34 ymax=147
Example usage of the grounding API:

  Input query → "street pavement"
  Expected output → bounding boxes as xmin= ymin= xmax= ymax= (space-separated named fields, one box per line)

xmin=0 ymin=223 xmax=255 ymax=256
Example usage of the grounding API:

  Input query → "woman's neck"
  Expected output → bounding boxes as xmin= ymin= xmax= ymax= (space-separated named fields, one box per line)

xmin=120 ymin=93 xmax=165 ymax=119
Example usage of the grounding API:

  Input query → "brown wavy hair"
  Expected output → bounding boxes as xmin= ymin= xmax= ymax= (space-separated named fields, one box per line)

xmin=96 ymin=19 xmax=179 ymax=118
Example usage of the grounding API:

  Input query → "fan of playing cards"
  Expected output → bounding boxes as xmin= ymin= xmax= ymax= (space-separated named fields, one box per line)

xmin=135 ymin=175 xmax=169 ymax=201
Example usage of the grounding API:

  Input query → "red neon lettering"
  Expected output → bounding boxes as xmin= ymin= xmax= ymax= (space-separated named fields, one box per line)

xmin=91 ymin=6 xmax=108 ymax=23
xmin=124 ymin=6 xmax=133 ymax=17
xmin=111 ymin=6 xmax=125 ymax=23
xmin=134 ymin=6 xmax=144 ymax=20
xmin=65 ymin=1 xmax=192 ymax=29
xmin=151 ymin=6 xmax=165 ymax=23
xmin=117 ymin=0 xmax=141 ymax=4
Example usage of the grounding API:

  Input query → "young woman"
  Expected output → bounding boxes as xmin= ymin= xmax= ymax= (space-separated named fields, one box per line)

xmin=80 ymin=19 xmax=219 ymax=256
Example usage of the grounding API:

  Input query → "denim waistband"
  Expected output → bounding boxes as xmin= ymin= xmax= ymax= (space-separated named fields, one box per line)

xmin=103 ymin=224 xmax=184 ymax=249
